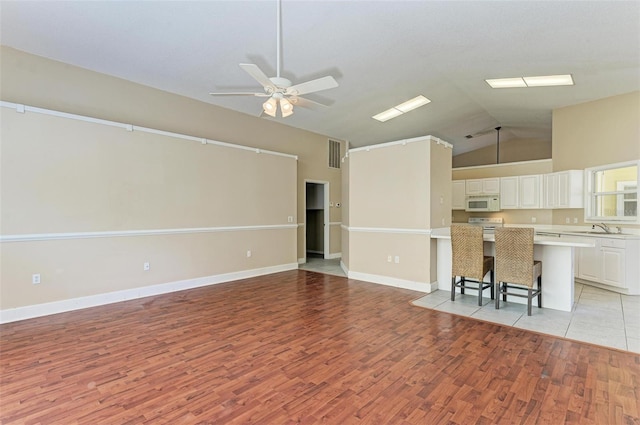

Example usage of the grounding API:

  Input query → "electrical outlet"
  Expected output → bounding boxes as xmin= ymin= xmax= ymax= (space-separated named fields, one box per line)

xmin=143 ymin=262 xmax=150 ymax=271
xmin=387 ymin=255 xmax=392 ymax=263
xmin=32 ymin=274 xmax=41 ymax=284
xmin=565 ymin=217 xmax=570 ymax=224
xmin=531 ymin=217 xmax=537 ymax=223
xmin=247 ymin=250 xmax=252 ymax=258
xmin=574 ymin=218 xmax=579 ymax=224
xmin=394 ymin=256 xmax=400 ymax=264
xmin=287 ymin=216 xmax=293 ymax=223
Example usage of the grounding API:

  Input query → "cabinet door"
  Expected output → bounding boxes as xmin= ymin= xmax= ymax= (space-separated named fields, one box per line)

xmin=519 ymin=175 xmax=542 ymax=209
xmin=452 ymin=180 xmax=466 ymax=210
xmin=466 ymin=179 xmax=483 ymax=195
xmin=601 ymin=247 xmax=625 ymax=288
xmin=483 ymin=178 xmax=500 ymax=194
xmin=500 ymin=177 xmax=519 ymax=209
xmin=544 ymin=173 xmax=557 ymax=209
xmin=578 ymin=243 xmax=600 ymax=281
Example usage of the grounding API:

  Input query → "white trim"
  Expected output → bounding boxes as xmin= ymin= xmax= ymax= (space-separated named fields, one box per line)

xmin=0 ymin=101 xmax=297 ymax=160
xmin=329 ymin=221 xmax=342 ymax=226
xmin=347 ymin=271 xmax=433 ymax=293
xmin=298 ymin=257 xmax=306 ymax=264
xmin=0 ymin=224 xmax=297 ymax=243
xmin=340 ymin=260 xmax=349 ymax=276
xmin=349 ymin=135 xmax=452 ymax=153
xmin=326 ymin=252 xmax=342 ymax=259
xmin=453 ymin=158 xmax=552 ymax=171
xmin=346 ymin=226 xmax=431 ymax=235
xmin=0 ymin=263 xmax=298 ymax=324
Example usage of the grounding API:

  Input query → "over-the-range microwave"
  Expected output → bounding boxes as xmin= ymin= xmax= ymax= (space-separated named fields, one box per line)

xmin=465 ymin=195 xmax=501 ymax=212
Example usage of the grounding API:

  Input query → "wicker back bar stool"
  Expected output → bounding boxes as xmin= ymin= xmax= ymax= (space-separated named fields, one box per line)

xmin=450 ymin=224 xmax=494 ymax=306
xmin=494 ymin=227 xmax=542 ymax=316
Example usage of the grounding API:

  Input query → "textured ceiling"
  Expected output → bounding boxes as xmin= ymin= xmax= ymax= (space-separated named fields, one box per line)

xmin=1 ymin=1 xmax=639 ymax=155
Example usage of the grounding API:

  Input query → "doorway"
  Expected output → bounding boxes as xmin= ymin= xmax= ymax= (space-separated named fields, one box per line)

xmin=304 ymin=180 xmax=329 ymax=261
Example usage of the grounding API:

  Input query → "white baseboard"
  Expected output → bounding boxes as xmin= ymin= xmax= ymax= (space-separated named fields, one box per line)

xmin=0 ymin=263 xmax=298 ymax=324
xmin=326 ymin=252 xmax=342 ymax=260
xmin=298 ymin=257 xmax=306 ymax=264
xmin=347 ymin=271 xmax=433 ymax=293
xmin=340 ymin=260 xmax=349 ymax=276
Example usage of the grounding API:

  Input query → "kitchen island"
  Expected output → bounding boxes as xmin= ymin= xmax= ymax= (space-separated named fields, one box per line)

xmin=431 ymin=227 xmax=596 ymax=312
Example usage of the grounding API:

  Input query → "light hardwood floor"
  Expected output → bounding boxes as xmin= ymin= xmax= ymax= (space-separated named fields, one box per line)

xmin=1 ymin=270 xmax=639 ymax=424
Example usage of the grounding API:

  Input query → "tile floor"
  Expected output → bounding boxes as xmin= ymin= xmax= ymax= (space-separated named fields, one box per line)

xmin=298 ymin=257 xmax=639 ymax=353
xmin=298 ymin=254 xmax=346 ymax=277
xmin=412 ymin=283 xmax=640 ymax=353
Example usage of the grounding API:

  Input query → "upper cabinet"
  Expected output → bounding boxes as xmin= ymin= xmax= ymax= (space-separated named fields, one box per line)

xmin=466 ymin=178 xmax=499 ymax=195
xmin=499 ymin=174 xmax=543 ymax=209
xmin=544 ymin=170 xmax=584 ymax=209
xmin=452 ymin=180 xmax=466 ymax=210
xmin=584 ymin=160 xmax=639 ymax=223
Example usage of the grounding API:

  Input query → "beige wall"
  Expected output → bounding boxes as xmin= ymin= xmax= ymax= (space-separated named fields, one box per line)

xmin=453 ymin=138 xmax=551 ymax=168
xmin=0 ymin=46 xmax=344 ymax=312
xmin=0 ymin=106 xmax=297 ymax=309
xmin=0 ymin=46 xmax=344 ymax=261
xmin=346 ymin=137 xmax=452 ymax=288
xmin=552 ymin=91 xmax=640 ymax=227
xmin=552 ymin=91 xmax=639 ymax=171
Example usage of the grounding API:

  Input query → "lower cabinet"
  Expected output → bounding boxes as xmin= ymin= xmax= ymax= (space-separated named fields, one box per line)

xmin=577 ymin=237 xmax=638 ymax=293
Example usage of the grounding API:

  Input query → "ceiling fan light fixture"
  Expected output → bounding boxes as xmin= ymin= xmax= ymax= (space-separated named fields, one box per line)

xmin=263 ymin=97 xmax=277 ymax=117
xmin=280 ymin=97 xmax=294 ymax=117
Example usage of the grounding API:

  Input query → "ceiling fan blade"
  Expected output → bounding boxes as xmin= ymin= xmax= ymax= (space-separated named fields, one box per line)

xmin=209 ymin=92 xmax=269 ymax=97
xmin=239 ymin=63 xmax=276 ymax=90
xmin=286 ymin=76 xmax=338 ymax=96
xmin=289 ymin=96 xmax=329 ymax=110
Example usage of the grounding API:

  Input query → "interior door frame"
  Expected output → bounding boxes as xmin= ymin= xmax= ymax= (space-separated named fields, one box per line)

xmin=304 ymin=179 xmax=330 ymax=261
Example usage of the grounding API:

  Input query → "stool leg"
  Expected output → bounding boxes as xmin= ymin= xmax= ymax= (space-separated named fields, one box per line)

xmin=527 ymin=288 xmax=532 ymax=316
xmin=495 ymin=282 xmax=500 ymax=309
xmin=537 ymin=276 xmax=542 ymax=308
xmin=451 ymin=277 xmax=456 ymax=301
xmin=490 ymin=270 xmax=495 ymax=300
xmin=460 ymin=277 xmax=465 ymax=295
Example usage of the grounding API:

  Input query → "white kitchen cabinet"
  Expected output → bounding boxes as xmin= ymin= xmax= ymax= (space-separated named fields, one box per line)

xmin=576 ymin=237 xmax=638 ymax=294
xmin=466 ymin=178 xmax=499 ymax=195
xmin=544 ymin=170 xmax=584 ymax=209
xmin=500 ymin=177 xmax=519 ymax=209
xmin=499 ymin=174 xmax=543 ymax=209
xmin=452 ymin=180 xmax=466 ymax=210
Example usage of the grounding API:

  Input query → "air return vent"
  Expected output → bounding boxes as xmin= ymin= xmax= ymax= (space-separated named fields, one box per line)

xmin=328 ymin=139 xmax=341 ymax=169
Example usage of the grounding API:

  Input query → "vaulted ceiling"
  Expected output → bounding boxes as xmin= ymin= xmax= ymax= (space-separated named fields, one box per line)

xmin=1 ymin=1 xmax=639 ymax=155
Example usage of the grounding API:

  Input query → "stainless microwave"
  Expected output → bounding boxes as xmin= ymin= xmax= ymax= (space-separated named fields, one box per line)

xmin=465 ymin=195 xmax=501 ymax=212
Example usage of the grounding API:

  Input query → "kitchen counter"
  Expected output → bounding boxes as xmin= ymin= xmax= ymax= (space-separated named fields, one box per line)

xmin=431 ymin=227 xmax=597 ymax=312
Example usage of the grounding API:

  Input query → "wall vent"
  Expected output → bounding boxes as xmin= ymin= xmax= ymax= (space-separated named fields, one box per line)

xmin=328 ymin=139 xmax=341 ymax=169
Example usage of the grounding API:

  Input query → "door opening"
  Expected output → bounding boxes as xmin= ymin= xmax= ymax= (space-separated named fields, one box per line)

xmin=305 ymin=181 xmax=329 ymax=261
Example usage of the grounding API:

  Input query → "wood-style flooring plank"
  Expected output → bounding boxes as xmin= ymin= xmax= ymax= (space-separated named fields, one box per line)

xmin=1 ymin=270 xmax=639 ymax=424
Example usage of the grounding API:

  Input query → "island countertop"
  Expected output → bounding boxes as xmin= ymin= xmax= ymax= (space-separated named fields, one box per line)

xmin=430 ymin=227 xmax=596 ymax=248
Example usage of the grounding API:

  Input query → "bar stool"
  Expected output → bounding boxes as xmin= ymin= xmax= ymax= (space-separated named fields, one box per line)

xmin=450 ymin=224 xmax=494 ymax=306
xmin=494 ymin=227 xmax=542 ymax=316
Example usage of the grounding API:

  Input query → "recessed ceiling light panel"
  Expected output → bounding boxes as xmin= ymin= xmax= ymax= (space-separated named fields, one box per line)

xmin=523 ymin=74 xmax=574 ymax=87
xmin=372 ymin=95 xmax=431 ymax=122
xmin=486 ymin=74 xmax=574 ymax=88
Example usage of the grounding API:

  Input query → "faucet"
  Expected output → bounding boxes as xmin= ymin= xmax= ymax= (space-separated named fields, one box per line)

xmin=592 ymin=223 xmax=611 ymax=233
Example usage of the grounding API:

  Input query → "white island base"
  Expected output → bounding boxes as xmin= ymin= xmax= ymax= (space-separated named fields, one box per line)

xmin=433 ymin=231 xmax=595 ymax=312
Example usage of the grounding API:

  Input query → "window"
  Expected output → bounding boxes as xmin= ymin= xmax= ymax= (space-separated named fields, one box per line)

xmin=585 ymin=160 xmax=639 ymax=223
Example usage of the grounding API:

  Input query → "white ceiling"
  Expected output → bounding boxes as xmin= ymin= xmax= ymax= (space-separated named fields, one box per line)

xmin=1 ymin=1 xmax=639 ymax=155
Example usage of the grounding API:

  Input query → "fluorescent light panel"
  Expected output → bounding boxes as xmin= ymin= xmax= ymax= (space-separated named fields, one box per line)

xmin=373 ymin=95 xmax=431 ymax=122
xmin=486 ymin=74 xmax=573 ymax=88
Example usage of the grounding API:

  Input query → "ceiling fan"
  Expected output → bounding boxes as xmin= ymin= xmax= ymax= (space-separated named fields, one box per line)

xmin=209 ymin=0 xmax=339 ymax=118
